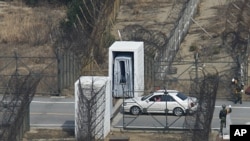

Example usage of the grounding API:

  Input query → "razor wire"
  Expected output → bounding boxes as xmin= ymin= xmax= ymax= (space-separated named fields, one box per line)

xmin=0 ymin=71 xmax=42 ymax=141
xmin=118 ymin=0 xmax=199 ymax=130
xmin=222 ymin=0 xmax=250 ymax=88
xmin=184 ymin=64 xmax=219 ymax=141
xmin=120 ymin=0 xmax=192 ymax=90
xmin=119 ymin=1 xmax=238 ymax=141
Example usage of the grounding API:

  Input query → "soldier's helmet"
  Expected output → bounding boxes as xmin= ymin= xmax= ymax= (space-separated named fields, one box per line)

xmin=222 ymin=104 xmax=226 ymax=109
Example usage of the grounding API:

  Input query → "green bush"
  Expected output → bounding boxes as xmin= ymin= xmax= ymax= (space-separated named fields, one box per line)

xmin=213 ymin=46 xmax=220 ymax=54
xmin=103 ymin=32 xmax=116 ymax=48
xmin=189 ymin=45 xmax=197 ymax=52
xmin=24 ymin=0 xmax=70 ymax=7
xmin=64 ymin=0 xmax=99 ymax=32
xmin=25 ymin=0 xmax=38 ymax=6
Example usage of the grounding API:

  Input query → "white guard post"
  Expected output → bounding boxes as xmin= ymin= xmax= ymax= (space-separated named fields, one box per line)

xmin=109 ymin=41 xmax=144 ymax=98
xmin=74 ymin=76 xmax=111 ymax=140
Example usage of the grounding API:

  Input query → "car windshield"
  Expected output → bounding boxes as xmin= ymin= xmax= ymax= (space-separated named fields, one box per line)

xmin=141 ymin=93 xmax=153 ymax=101
xmin=176 ymin=92 xmax=188 ymax=100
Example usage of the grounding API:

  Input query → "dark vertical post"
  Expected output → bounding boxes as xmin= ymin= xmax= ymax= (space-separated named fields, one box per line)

xmin=164 ymin=88 xmax=168 ymax=128
xmin=120 ymin=77 xmax=126 ymax=129
xmin=26 ymin=103 xmax=30 ymax=132
xmin=57 ymin=48 xmax=61 ymax=96
xmin=194 ymin=52 xmax=199 ymax=84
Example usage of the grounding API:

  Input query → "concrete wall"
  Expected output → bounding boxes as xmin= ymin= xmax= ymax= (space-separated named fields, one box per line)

xmin=74 ymin=76 xmax=111 ymax=140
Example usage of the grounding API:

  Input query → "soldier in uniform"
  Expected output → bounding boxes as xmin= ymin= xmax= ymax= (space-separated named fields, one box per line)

xmin=232 ymin=78 xmax=243 ymax=104
xmin=219 ymin=104 xmax=232 ymax=134
xmin=219 ymin=104 xmax=227 ymax=134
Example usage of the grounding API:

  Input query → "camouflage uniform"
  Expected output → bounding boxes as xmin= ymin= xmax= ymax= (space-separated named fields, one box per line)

xmin=219 ymin=104 xmax=227 ymax=134
xmin=234 ymin=82 xmax=243 ymax=104
xmin=232 ymin=78 xmax=243 ymax=104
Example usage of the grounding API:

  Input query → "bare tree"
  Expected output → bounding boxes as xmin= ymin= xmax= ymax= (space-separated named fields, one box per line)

xmin=55 ymin=0 xmax=116 ymax=75
xmin=0 ymin=70 xmax=42 ymax=141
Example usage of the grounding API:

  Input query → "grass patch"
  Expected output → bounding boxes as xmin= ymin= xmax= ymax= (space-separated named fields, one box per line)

xmin=0 ymin=3 xmax=66 ymax=46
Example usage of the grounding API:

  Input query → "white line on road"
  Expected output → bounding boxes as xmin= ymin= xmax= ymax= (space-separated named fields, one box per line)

xmin=31 ymin=124 xmax=74 ymax=127
xmin=32 ymin=101 xmax=74 ymax=104
xmin=31 ymin=112 xmax=74 ymax=116
xmin=114 ymin=125 xmax=183 ymax=129
xmin=215 ymin=106 xmax=250 ymax=109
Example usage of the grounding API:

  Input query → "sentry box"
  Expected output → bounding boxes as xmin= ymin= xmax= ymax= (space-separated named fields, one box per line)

xmin=109 ymin=41 xmax=144 ymax=98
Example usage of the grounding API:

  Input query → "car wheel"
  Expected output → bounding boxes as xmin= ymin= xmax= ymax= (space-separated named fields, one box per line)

xmin=130 ymin=106 xmax=141 ymax=115
xmin=173 ymin=107 xmax=184 ymax=116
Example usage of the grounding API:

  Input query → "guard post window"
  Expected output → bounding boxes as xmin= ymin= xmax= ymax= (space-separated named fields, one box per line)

xmin=119 ymin=61 xmax=126 ymax=84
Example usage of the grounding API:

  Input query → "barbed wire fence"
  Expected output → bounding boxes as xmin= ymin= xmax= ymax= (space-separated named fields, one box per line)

xmin=184 ymin=64 xmax=219 ymax=141
xmin=120 ymin=0 xmax=192 ymax=91
xmin=0 ymin=0 xmax=249 ymax=140
xmin=0 ymin=70 xmax=42 ymax=141
xmin=182 ymin=0 xmax=250 ymax=140
xmin=222 ymin=0 xmax=250 ymax=90
xmin=119 ymin=0 xmax=249 ymax=140
xmin=119 ymin=1 xmax=218 ymax=139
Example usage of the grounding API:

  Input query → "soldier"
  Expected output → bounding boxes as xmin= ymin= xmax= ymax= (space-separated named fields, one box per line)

xmin=232 ymin=78 xmax=243 ymax=104
xmin=219 ymin=104 xmax=227 ymax=134
xmin=219 ymin=104 xmax=232 ymax=135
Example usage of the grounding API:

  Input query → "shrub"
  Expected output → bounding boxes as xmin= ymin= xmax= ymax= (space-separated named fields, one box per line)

xmin=213 ymin=46 xmax=220 ymax=54
xmin=189 ymin=45 xmax=197 ymax=52
xmin=24 ymin=0 xmax=38 ymax=6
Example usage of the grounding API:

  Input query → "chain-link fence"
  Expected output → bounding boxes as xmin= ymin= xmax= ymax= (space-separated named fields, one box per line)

xmin=0 ymin=70 xmax=42 ymax=141
xmin=0 ymin=50 xmax=81 ymax=96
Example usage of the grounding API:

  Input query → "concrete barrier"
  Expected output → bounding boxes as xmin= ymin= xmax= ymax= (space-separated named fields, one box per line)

xmin=222 ymin=110 xmax=232 ymax=140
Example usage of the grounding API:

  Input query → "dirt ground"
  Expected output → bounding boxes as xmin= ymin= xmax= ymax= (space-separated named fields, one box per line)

xmin=106 ymin=131 xmax=184 ymax=141
xmin=23 ymin=128 xmax=222 ymax=141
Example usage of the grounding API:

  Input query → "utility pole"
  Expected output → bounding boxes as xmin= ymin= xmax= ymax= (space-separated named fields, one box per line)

xmin=194 ymin=51 xmax=199 ymax=90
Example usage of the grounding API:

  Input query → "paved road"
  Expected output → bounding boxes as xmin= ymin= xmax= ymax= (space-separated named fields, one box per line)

xmin=112 ymin=99 xmax=250 ymax=130
xmin=30 ymin=97 xmax=250 ymax=131
xmin=30 ymin=96 xmax=74 ymax=128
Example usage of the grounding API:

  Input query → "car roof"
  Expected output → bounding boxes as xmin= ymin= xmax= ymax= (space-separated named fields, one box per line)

xmin=154 ymin=89 xmax=179 ymax=95
xmin=156 ymin=89 xmax=179 ymax=93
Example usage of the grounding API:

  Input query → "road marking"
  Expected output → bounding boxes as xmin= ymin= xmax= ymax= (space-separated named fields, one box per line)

xmin=114 ymin=125 xmax=182 ymax=129
xmin=50 ymin=96 xmax=66 ymax=98
xmin=215 ymin=106 xmax=250 ymax=109
xmin=114 ymin=125 xmax=229 ymax=131
xmin=32 ymin=101 xmax=74 ymax=104
xmin=31 ymin=112 xmax=74 ymax=116
xmin=31 ymin=124 xmax=74 ymax=127
xmin=213 ymin=117 xmax=250 ymax=120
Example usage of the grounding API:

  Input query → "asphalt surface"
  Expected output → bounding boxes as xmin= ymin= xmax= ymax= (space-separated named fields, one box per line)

xmin=30 ymin=97 xmax=250 ymax=131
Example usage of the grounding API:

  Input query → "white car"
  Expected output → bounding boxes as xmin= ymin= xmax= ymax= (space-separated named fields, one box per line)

xmin=121 ymin=90 xmax=198 ymax=116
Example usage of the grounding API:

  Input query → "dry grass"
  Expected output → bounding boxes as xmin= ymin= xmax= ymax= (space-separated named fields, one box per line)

xmin=23 ymin=128 xmax=75 ymax=140
xmin=106 ymin=131 xmax=184 ymax=141
xmin=0 ymin=2 xmax=66 ymax=46
xmin=23 ymin=129 xmax=220 ymax=141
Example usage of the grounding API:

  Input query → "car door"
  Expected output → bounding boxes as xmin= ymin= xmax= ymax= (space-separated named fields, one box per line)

xmin=161 ymin=95 xmax=179 ymax=113
xmin=145 ymin=95 xmax=164 ymax=113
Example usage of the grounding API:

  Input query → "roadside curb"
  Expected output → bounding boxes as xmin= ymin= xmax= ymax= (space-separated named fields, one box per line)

xmin=111 ymin=98 xmax=123 ymax=130
xmin=111 ymin=98 xmax=123 ymax=119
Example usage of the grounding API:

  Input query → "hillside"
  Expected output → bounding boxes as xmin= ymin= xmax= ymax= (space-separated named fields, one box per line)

xmin=179 ymin=0 xmax=226 ymax=59
xmin=0 ymin=1 xmax=66 ymax=56
xmin=111 ymin=0 xmax=184 ymax=37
